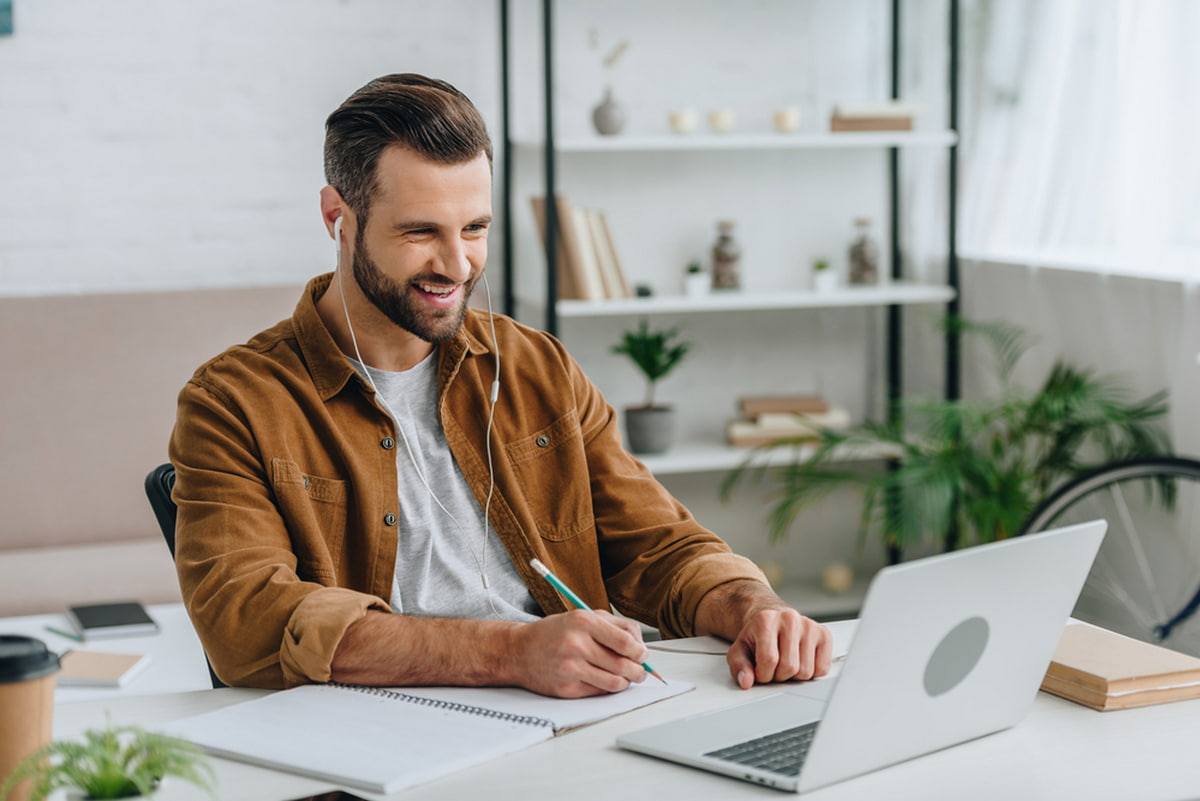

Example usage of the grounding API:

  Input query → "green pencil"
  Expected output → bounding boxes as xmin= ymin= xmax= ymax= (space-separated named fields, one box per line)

xmin=530 ymin=558 xmax=666 ymax=684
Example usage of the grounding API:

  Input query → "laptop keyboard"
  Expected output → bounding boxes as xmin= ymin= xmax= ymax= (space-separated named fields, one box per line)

xmin=704 ymin=722 xmax=819 ymax=777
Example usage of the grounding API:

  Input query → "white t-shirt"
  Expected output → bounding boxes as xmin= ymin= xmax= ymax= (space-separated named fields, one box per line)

xmin=351 ymin=352 xmax=541 ymax=622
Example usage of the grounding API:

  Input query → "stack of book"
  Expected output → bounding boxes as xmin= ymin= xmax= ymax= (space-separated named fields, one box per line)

xmin=725 ymin=395 xmax=851 ymax=448
xmin=829 ymin=101 xmax=920 ymax=132
xmin=531 ymin=196 xmax=632 ymax=301
xmin=1040 ymin=621 xmax=1200 ymax=711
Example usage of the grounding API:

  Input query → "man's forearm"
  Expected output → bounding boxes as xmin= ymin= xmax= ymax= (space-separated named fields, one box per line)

xmin=330 ymin=611 xmax=524 ymax=687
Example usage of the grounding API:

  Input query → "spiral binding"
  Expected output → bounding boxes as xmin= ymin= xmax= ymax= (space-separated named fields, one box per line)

xmin=333 ymin=683 xmax=556 ymax=730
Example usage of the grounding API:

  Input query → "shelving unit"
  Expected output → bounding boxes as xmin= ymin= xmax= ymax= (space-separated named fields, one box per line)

xmin=499 ymin=1 xmax=961 ymax=595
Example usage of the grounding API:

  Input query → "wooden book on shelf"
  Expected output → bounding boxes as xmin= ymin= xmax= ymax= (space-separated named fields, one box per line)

xmin=1040 ymin=622 xmax=1200 ymax=711
xmin=586 ymin=209 xmax=632 ymax=299
xmin=830 ymin=114 xmax=913 ymax=132
xmin=530 ymin=196 xmax=583 ymax=300
xmin=740 ymin=395 xmax=829 ymax=419
xmin=565 ymin=204 xmax=607 ymax=300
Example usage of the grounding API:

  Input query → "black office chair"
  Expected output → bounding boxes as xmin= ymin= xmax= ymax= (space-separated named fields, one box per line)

xmin=144 ymin=463 xmax=226 ymax=689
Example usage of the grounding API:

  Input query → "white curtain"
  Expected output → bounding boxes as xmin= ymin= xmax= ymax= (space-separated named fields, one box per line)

xmin=937 ymin=0 xmax=1200 ymax=456
xmin=958 ymin=0 xmax=1200 ymax=278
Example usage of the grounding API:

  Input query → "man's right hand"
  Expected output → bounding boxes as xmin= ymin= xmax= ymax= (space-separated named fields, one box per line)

xmin=506 ymin=609 xmax=651 ymax=698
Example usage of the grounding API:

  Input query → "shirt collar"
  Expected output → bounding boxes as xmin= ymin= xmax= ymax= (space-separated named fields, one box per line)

xmin=293 ymin=272 xmax=492 ymax=401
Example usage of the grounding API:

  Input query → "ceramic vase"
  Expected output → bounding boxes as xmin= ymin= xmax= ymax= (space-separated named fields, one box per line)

xmin=592 ymin=88 xmax=627 ymax=136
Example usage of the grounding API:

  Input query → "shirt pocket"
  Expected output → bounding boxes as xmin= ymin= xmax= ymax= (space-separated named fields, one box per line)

xmin=504 ymin=413 xmax=594 ymax=542
xmin=270 ymin=458 xmax=349 ymax=581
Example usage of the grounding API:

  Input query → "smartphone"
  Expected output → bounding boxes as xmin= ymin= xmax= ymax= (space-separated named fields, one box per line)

xmin=281 ymin=793 xmax=372 ymax=801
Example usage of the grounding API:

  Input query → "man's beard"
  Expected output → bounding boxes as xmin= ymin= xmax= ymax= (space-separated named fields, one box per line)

xmin=351 ymin=234 xmax=477 ymax=345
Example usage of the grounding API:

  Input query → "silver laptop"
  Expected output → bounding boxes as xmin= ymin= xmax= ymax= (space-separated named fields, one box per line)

xmin=617 ymin=519 xmax=1106 ymax=793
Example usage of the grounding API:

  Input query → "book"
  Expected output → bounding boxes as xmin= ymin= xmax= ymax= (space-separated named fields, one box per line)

xmin=65 ymin=600 xmax=159 ymax=640
xmin=1040 ymin=621 xmax=1200 ymax=711
xmin=586 ymin=209 xmax=632 ymax=299
xmin=740 ymin=395 xmax=830 ymax=418
xmin=162 ymin=679 xmax=693 ymax=794
xmin=529 ymin=195 xmax=581 ymax=300
xmin=556 ymin=197 xmax=605 ymax=300
xmin=830 ymin=114 xmax=913 ymax=132
xmin=726 ymin=407 xmax=852 ymax=447
xmin=831 ymin=101 xmax=922 ymax=119
xmin=58 ymin=650 xmax=151 ymax=687
xmin=566 ymin=204 xmax=606 ymax=300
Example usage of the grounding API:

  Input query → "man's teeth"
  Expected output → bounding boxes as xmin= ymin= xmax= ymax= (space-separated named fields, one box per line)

xmin=418 ymin=283 xmax=456 ymax=296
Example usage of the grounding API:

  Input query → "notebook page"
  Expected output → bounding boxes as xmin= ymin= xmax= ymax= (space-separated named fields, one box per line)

xmin=398 ymin=676 xmax=695 ymax=731
xmin=161 ymin=684 xmax=552 ymax=794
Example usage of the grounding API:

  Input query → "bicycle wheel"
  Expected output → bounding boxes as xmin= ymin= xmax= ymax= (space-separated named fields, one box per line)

xmin=1020 ymin=457 xmax=1200 ymax=657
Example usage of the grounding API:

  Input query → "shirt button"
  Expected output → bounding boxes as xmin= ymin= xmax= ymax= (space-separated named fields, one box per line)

xmin=384 ymin=513 xmax=397 ymax=526
xmin=302 ymin=477 xmax=310 ymax=489
xmin=381 ymin=437 xmax=395 ymax=450
xmin=536 ymin=435 xmax=550 ymax=447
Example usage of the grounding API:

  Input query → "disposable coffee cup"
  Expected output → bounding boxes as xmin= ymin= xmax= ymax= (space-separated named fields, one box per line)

xmin=0 ymin=636 xmax=60 ymax=801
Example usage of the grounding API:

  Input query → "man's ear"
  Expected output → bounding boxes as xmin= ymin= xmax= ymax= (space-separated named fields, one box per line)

xmin=319 ymin=186 xmax=350 ymax=240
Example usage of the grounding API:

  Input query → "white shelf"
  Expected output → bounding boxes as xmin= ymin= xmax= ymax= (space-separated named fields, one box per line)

xmin=517 ymin=130 xmax=959 ymax=154
xmin=554 ymin=283 xmax=955 ymax=319
xmin=637 ymin=438 xmax=898 ymax=476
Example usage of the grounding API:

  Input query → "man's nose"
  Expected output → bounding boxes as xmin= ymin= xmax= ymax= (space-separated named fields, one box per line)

xmin=435 ymin=238 xmax=473 ymax=283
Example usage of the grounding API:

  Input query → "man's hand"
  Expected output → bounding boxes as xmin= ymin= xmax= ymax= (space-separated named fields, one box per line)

xmin=726 ymin=606 xmax=832 ymax=689
xmin=695 ymin=580 xmax=833 ymax=688
xmin=509 ymin=610 xmax=651 ymax=698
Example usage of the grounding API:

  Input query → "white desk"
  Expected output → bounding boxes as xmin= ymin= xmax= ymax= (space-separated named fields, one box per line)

xmin=0 ymin=602 xmax=211 ymax=702
xmin=46 ymin=634 xmax=1200 ymax=801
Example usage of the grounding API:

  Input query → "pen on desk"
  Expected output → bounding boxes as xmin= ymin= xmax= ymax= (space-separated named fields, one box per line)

xmin=44 ymin=625 xmax=83 ymax=643
xmin=530 ymin=558 xmax=667 ymax=685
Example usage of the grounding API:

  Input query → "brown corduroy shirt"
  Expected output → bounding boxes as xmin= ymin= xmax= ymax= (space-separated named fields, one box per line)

xmin=169 ymin=273 xmax=766 ymax=688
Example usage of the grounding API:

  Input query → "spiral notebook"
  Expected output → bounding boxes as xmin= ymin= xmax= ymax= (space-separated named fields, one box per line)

xmin=162 ymin=679 xmax=692 ymax=794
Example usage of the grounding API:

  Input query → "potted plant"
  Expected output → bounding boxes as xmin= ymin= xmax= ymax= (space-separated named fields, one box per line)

xmin=812 ymin=258 xmax=837 ymax=293
xmin=612 ymin=318 xmax=690 ymax=454
xmin=0 ymin=722 xmax=214 ymax=800
xmin=722 ymin=317 xmax=1171 ymax=554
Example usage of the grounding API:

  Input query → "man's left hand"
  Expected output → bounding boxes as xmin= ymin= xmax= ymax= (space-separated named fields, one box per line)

xmin=695 ymin=579 xmax=834 ymax=688
xmin=727 ymin=605 xmax=832 ymax=689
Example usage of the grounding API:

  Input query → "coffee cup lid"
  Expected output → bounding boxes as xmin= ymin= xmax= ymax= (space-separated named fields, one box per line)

xmin=0 ymin=636 xmax=60 ymax=683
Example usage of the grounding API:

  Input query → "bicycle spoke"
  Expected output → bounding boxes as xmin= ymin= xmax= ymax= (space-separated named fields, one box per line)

xmin=1108 ymin=482 xmax=1170 ymax=625
xmin=1086 ymin=551 xmax=1158 ymax=633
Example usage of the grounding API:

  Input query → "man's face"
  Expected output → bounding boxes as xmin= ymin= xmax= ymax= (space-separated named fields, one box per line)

xmin=352 ymin=146 xmax=492 ymax=344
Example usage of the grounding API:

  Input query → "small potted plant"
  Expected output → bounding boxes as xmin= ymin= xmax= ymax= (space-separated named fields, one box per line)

xmin=812 ymin=258 xmax=837 ymax=293
xmin=0 ymin=722 xmax=215 ymax=800
xmin=612 ymin=318 xmax=690 ymax=454
xmin=683 ymin=261 xmax=708 ymax=297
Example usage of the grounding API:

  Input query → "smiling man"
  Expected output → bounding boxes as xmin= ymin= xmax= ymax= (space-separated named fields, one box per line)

xmin=169 ymin=74 xmax=831 ymax=697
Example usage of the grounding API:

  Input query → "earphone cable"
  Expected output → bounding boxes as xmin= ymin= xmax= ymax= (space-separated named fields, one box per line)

xmin=334 ymin=222 xmax=502 ymax=617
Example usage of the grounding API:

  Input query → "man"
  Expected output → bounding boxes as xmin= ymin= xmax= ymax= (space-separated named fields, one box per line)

xmin=170 ymin=73 xmax=831 ymax=697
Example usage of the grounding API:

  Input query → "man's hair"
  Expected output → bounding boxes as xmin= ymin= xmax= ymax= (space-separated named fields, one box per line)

xmin=324 ymin=73 xmax=494 ymax=224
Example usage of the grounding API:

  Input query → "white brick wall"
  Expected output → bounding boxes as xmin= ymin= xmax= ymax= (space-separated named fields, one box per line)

xmin=0 ymin=0 xmax=501 ymax=295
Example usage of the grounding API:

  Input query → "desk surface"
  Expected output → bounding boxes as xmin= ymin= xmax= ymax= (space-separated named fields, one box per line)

xmin=47 ymin=632 xmax=1200 ymax=801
